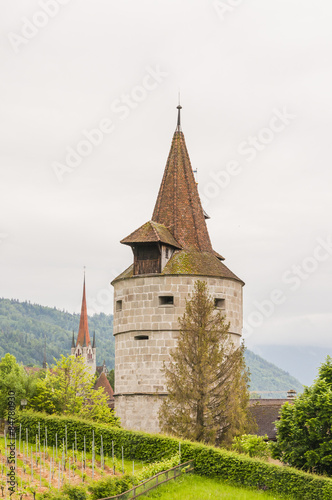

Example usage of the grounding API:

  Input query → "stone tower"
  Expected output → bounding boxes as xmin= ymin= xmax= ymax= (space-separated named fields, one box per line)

xmin=71 ymin=274 xmax=96 ymax=376
xmin=112 ymin=106 xmax=244 ymax=433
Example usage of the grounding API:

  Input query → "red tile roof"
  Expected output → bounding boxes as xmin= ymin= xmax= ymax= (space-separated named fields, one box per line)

xmin=94 ymin=372 xmax=114 ymax=400
xmin=24 ymin=367 xmax=41 ymax=375
xmin=76 ymin=276 xmax=91 ymax=347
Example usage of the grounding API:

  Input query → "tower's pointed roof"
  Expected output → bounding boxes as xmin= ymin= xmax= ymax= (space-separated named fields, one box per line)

xmin=114 ymin=106 xmax=244 ymax=285
xmin=152 ymin=123 xmax=213 ymax=253
xmin=76 ymin=273 xmax=91 ymax=347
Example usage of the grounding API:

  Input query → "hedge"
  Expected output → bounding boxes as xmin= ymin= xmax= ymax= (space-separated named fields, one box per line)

xmin=15 ymin=411 xmax=177 ymax=462
xmin=15 ymin=411 xmax=332 ymax=500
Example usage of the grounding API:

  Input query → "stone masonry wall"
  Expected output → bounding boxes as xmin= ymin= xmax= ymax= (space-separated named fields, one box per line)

xmin=115 ymin=394 xmax=166 ymax=433
xmin=112 ymin=274 xmax=243 ymax=432
xmin=113 ymin=275 xmax=242 ymax=336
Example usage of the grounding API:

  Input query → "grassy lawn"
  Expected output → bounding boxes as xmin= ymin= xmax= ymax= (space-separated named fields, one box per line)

xmin=138 ymin=473 xmax=293 ymax=500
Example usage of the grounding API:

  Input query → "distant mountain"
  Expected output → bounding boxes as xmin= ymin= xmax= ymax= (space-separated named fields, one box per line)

xmin=245 ymin=349 xmax=303 ymax=398
xmin=249 ymin=345 xmax=331 ymax=387
xmin=0 ymin=298 xmax=303 ymax=397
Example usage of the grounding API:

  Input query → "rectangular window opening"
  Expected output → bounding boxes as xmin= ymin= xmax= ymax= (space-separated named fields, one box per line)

xmin=214 ymin=298 xmax=225 ymax=309
xmin=159 ymin=295 xmax=174 ymax=306
xmin=116 ymin=300 xmax=123 ymax=312
xmin=134 ymin=335 xmax=149 ymax=340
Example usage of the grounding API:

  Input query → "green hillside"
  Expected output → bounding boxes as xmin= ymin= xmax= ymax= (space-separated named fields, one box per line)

xmin=0 ymin=298 xmax=303 ymax=397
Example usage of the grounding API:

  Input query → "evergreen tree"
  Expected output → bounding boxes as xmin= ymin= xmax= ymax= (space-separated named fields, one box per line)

xmin=159 ymin=280 xmax=254 ymax=446
xmin=107 ymin=368 xmax=115 ymax=391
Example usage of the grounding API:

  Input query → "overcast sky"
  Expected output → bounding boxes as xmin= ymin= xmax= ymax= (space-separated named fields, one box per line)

xmin=1 ymin=0 xmax=332 ymax=356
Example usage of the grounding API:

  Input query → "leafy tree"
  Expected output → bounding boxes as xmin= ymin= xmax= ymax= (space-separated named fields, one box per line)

xmin=159 ymin=280 xmax=254 ymax=446
xmin=29 ymin=355 xmax=120 ymax=426
xmin=0 ymin=353 xmax=38 ymax=418
xmin=29 ymin=370 xmax=63 ymax=415
xmin=272 ymin=355 xmax=332 ymax=474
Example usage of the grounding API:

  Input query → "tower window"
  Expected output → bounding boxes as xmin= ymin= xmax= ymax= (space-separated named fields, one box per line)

xmin=116 ymin=300 xmax=123 ymax=312
xmin=159 ymin=295 xmax=174 ymax=306
xmin=214 ymin=298 xmax=225 ymax=309
xmin=134 ymin=335 xmax=149 ymax=340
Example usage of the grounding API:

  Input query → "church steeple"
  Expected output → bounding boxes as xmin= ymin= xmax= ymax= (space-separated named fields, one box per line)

xmin=76 ymin=272 xmax=90 ymax=348
xmin=72 ymin=271 xmax=96 ymax=376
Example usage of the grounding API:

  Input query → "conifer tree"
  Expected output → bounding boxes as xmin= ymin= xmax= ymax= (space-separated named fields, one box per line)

xmin=159 ymin=280 xmax=254 ymax=446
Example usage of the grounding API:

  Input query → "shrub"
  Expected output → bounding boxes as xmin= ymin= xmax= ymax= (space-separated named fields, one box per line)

xmin=231 ymin=434 xmax=270 ymax=460
xmin=63 ymin=485 xmax=87 ymax=500
xmin=88 ymin=475 xmax=136 ymax=500
xmin=137 ymin=454 xmax=180 ymax=482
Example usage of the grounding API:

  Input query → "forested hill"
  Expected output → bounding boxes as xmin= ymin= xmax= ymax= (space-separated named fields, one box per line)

xmin=244 ymin=349 xmax=303 ymax=398
xmin=0 ymin=298 xmax=303 ymax=397
xmin=0 ymin=298 xmax=114 ymax=368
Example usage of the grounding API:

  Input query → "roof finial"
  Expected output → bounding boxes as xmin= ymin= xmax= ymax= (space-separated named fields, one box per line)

xmin=176 ymin=93 xmax=182 ymax=132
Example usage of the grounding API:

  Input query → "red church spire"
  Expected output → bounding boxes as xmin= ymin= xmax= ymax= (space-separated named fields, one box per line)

xmin=76 ymin=271 xmax=91 ymax=347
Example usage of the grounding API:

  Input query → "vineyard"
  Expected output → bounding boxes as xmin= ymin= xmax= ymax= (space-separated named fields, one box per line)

xmin=0 ymin=430 xmax=145 ymax=500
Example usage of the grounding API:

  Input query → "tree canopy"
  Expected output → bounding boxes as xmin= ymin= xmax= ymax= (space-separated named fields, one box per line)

xmin=0 ymin=353 xmax=38 ymax=418
xmin=159 ymin=280 xmax=254 ymax=446
xmin=272 ymin=355 xmax=332 ymax=474
xmin=29 ymin=355 xmax=120 ymax=426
